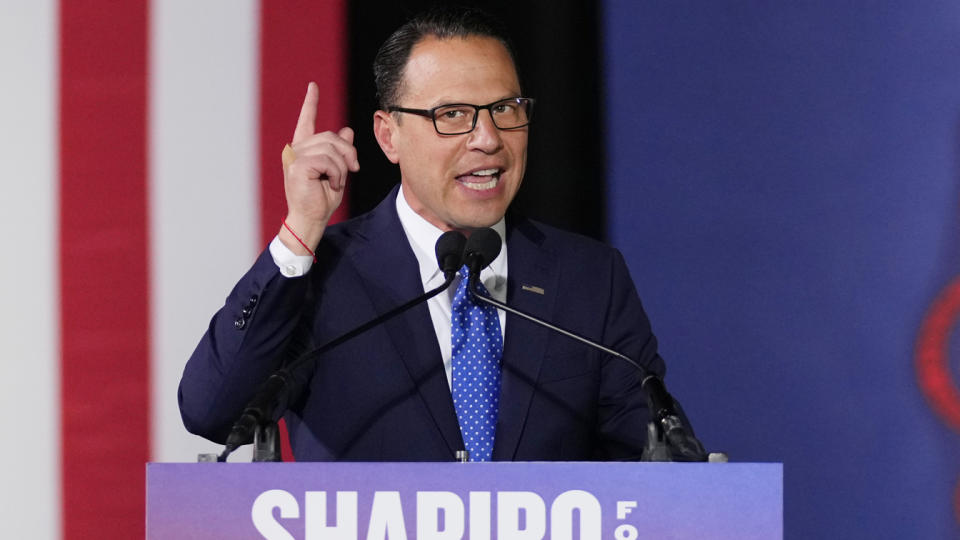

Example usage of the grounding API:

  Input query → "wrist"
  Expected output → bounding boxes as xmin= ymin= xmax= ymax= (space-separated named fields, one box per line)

xmin=279 ymin=216 xmax=325 ymax=260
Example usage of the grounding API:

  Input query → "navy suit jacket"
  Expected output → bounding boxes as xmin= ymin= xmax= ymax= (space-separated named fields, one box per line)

xmin=179 ymin=187 xmax=666 ymax=461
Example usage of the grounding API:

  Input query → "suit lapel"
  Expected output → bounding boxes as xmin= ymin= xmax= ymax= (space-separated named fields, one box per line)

xmin=342 ymin=193 xmax=559 ymax=461
xmin=348 ymin=188 xmax=463 ymax=458
xmin=493 ymin=217 xmax=559 ymax=460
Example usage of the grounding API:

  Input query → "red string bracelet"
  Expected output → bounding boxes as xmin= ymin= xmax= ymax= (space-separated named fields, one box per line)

xmin=282 ymin=219 xmax=317 ymax=263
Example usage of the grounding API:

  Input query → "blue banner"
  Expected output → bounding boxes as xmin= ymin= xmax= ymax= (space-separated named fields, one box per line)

xmin=603 ymin=2 xmax=960 ymax=538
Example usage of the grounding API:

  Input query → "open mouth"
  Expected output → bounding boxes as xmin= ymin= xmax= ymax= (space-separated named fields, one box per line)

xmin=456 ymin=168 xmax=502 ymax=191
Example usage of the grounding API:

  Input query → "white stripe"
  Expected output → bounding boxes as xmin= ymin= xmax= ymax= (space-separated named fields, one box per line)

xmin=149 ymin=0 xmax=260 ymax=462
xmin=0 ymin=2 xmax=60 ymax=538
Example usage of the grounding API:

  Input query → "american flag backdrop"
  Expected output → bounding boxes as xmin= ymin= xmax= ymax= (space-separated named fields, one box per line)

xmin=1 ymin=1 xmax=346 ymax=537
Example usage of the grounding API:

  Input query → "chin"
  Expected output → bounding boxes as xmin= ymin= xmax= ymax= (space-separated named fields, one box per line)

xmin=457 ymin=208 xmax=508 ymax=229
xmin=447 ymin=217 xmax=492 ymax=231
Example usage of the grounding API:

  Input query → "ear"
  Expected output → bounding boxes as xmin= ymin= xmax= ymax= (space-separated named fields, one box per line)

xmin=373 ymin=110 xmax=400 ymax=164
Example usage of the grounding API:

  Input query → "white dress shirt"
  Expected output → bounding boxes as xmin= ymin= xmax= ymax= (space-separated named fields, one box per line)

xmin=269 ymin=184 xmax=508 ymax=387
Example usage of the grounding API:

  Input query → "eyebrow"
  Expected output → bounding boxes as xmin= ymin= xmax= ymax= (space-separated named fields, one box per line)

xmin=427 ymin=94 xmax=522 ymax=108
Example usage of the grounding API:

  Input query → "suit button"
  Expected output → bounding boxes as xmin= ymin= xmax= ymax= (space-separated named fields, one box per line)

xmin=248 ymin=295 xmax=259 ymax=306
xmin=241 ymin=306 xmax=253 ymax=318
xmin=234 ymin=318 xmax=246 ymax=329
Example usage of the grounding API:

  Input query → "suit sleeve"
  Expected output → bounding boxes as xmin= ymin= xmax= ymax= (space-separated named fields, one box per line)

xmin=594 ymin=248 xmax=667 ymax=459
xmin=177 ymin=248 xmax=315 ymax=443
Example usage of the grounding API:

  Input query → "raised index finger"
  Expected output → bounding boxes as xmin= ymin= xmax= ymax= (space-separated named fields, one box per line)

xmin=292 ymin=82 xmax=319 ymax=143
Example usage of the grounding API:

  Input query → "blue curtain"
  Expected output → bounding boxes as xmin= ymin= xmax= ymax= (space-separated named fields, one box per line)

xmin=604 ymin=2 xmax=960 ymax=538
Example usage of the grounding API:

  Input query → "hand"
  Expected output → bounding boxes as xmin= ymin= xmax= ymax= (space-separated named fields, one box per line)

xmin=279 ymin=82 xmax=360 ymax=253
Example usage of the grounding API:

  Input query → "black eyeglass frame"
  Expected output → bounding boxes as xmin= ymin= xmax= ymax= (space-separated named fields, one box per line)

xmin=387 ymin=97 xmax=535 ymax=135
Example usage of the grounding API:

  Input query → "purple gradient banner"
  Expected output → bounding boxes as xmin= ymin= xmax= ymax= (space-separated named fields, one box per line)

xmin=147 ymin=462 xmax=781 ymax=539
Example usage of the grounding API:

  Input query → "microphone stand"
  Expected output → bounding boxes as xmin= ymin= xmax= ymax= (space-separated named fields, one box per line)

xmin=466 ymin=273 xmax=708 ymax=462
xmin=217 ymin=272 xmax=458 ymax=462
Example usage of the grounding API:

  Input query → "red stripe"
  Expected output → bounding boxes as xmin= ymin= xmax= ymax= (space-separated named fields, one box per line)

xmin=260 ymin=1 xmax=348 ymax=461
xmin=259 ymin=0 xmax=349 ymax=248
xmin=59 ymin=1 xmax=150 ymax=537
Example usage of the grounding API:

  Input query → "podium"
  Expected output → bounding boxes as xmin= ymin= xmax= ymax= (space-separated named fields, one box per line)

xmin=146 ymin=462 xmax=781 ymax=539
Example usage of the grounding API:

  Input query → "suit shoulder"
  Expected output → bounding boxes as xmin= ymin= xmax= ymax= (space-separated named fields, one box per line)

xmin=511 ymin=215 xmax=622 ymax=262
xmin=315 ymin=212 xmax=375 ymax=255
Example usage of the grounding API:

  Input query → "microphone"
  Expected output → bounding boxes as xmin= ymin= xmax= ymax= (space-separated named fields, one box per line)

xmin=218 ymin=231 xmax=468 ymax=462
xmin=436 ymin=231 xmax=469 ymax=272
xmin=463 ymin=227 xmax=502 ymax=281
xmin=436 ymin=228 xmax=468 ymax=279
xmin=463 ymin=227 xmax=708 ymax=462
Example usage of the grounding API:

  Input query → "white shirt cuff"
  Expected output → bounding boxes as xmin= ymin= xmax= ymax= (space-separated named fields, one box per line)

xmin=269 ymin=235 xmax=314 ymax=277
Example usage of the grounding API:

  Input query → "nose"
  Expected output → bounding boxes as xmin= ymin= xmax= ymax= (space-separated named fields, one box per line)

xmin=466 ymin=109 xmax=503 ymax=153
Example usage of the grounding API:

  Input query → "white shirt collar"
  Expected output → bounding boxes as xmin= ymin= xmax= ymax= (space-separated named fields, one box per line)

xmin=395 ymin=184 xmax=507 ymax=298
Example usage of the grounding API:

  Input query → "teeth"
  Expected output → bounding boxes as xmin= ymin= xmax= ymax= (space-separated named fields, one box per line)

xmin=462 ymin=177 xmax=498 ymax=190
xmin=457 ymin=168 xmax=501 ymax=191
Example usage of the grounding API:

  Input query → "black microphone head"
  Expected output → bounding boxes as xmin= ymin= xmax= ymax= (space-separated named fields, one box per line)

xmin=435 ymin=230 xmax=468 ymax=278
xmin=463 ymin=228 xmax=502 ymax=275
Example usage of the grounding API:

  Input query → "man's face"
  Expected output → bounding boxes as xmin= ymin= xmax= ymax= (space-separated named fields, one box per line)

xmin=377 ymin=35 xmax=528 ymax=232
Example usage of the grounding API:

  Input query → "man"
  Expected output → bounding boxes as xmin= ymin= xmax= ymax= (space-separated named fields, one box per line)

xmin=179 ymin=7 xmax=667 ymax=461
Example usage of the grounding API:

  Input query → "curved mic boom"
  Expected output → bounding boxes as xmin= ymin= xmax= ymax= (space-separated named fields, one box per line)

xmin=218 ymin=231 xmax=468 ymax=462
xmin=462 ymin=227 xmax=708 ymax=462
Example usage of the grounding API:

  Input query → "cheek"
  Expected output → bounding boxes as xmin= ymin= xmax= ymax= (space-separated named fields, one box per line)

xmin=421 ymin=146 xmax=463 ymax=184
xmin=514 ymin=133 xmax=528 ymax=154
xmin=405 ymin=135 xmax=457 ymax=169
xmin=508 ymin=141 xmax=528 ymax=182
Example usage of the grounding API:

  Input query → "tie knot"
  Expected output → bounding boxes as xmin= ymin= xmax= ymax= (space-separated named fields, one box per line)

xmin=456 ymin=264 xmax=494 ymax=299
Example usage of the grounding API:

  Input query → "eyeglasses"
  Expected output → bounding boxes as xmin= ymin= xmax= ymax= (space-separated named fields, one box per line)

xmin=387 ymin=97 xmax=535 ymax=135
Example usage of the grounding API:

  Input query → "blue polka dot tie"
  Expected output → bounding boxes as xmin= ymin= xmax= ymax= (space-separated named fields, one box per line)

xmin=451 ymin=264 xmax=503 ymax=462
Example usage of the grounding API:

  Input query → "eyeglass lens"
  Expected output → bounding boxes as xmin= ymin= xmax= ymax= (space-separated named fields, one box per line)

xmin=433 ymin=99 xmax=531 ymax=134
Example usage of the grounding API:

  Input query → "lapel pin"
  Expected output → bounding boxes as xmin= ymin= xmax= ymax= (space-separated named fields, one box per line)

xmin=521 ymin=284 xmax=545 ymax=295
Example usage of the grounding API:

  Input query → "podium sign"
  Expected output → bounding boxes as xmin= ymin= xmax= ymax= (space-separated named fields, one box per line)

xmin=147 ymin=462 xmax=781 ymax=539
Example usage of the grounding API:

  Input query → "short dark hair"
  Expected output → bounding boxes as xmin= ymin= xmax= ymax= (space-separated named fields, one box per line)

xmin=373 ymin=6 xmax=519 ymax=110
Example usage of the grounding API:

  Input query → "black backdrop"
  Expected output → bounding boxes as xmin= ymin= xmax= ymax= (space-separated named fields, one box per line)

xmin=346 ymin=1 xmax=606 ymax=240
